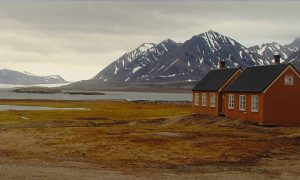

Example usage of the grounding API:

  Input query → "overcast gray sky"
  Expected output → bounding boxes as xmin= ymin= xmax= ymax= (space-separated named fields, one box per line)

xmin=0 ymin=0 xmax=299 ymax=81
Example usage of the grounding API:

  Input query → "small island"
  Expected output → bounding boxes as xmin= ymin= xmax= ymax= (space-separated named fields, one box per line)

xmin=14 ymin=87 xmax=61 ymax=94
xmin=14 ymin=87 xmax=105 ymax=96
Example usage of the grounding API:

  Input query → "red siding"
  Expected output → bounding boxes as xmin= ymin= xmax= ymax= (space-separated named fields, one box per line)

xmin=263 ymin=66 xmax=300 ymax=125
xmin=224 ymin=93 xmax=264 ymax=123
xmin=192 ymin=91 xmax=220 ymax=116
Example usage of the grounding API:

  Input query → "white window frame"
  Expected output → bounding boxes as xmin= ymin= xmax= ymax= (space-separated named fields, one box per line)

xmin=202 ymin=93 xmax=207 ymax=106
xmin=228 ymin=94 xmax=234 ymax=109
xmin=284 ymin=76 xmax=294 ymax=86
xmin=194 ymin=93 xmax=199 ymax=106
xmin=251 ymin=95 xmax=259 ymax=112
xmin=210 ymin=93 xmax=216 ymax=107
xmin=239 ymin=95 xmax=246 ymax=111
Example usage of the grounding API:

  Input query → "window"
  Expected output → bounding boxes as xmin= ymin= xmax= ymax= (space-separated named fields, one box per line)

xmin=285 ymin=76 xmax=293 ymax=85
xmin=210 ymin=93 xmax=216 ymax=107
xmin=202 ymin=93 xmax=207 ymax=106
xmin=194 ymin=93 xmax=199 ymax=106
xmin=228 ymin=94 xmax=234 ymax=109
xmin=239 ymin=95 xmax=246 ymax=111
xmin=251 ymin=95 xmax=259 ymax=112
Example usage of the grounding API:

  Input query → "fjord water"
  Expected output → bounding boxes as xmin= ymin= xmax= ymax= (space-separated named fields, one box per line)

xmin=0 ymin=89 xmax=191 ymax=102
xmin=0 ymin=105 xmax=87 ymax=111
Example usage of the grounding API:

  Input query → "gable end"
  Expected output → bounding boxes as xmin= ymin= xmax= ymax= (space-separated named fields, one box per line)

xmin=263 ymin=64 xmax=300 ymax=94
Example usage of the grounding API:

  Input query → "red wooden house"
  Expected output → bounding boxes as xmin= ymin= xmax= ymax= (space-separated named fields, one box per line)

xmin=193 ymin=55 xmax=300 ymax=125
xmin=192 ymin=61 xmax=242 ymax=116
xmin=224 ymin=62 xmax=300 ymax=125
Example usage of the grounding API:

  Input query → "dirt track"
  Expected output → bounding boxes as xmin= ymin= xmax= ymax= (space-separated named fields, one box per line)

xmin=1 ymin=154 xmax=300 ymax=180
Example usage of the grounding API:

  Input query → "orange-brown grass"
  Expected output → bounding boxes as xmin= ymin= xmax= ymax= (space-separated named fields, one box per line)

xmin=0 ymin=100 xmax=299 ymax=173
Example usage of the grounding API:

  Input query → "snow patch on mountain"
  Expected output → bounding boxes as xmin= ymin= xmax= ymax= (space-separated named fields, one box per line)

xmin=132 ymin=66 xmax=142 ymax=74
xmin=284 ymin=50 xmax=300 ymax=71
xmin=248 ymin=40 xmax=300 ymax=64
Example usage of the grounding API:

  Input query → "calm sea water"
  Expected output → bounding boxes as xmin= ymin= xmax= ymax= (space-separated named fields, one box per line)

xmin=0 ymin=105 xmax=88 ymax=111
xmin=0 ymin=90 xmax=192 ymax=102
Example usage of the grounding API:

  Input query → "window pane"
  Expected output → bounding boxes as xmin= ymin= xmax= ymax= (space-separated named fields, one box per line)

xmin=202 ymin=93 xmax=207 ymax=106
xmin=251 ymin=95 xmax=259 ymax=112
xmin=285 ymin=76 xmax=293 ymax=85
xmin=228 ymin=94 xmax=234 ymax=109
xmin=210 ymin=93 xmax=215 ymax=107
xmin=239 ymin=95 xmax=246 ymax=111
xmin=194 ymin=93 xmax=199 ymax=105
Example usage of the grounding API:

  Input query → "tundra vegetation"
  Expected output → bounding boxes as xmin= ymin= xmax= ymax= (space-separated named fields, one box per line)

xmin=0 ymin=100 xmax=299 ymax=179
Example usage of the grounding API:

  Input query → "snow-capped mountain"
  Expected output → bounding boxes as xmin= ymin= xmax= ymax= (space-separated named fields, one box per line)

xmin=94 ymin=42 xmax=156 ymax=83
xmin=64 ymin=30 xmax=300 ymax=91
xmin=284 ymin=50 xmax=300 ymax=71
xmin=92 ymin=39 xmax=179 ymax=83
xmin=92 ymin=30 xmax=258 ymax=84
xmin=248 ymin=38 xmax=300 ymax=63
xmin=0 ymin=68 xmax=68 ymax=85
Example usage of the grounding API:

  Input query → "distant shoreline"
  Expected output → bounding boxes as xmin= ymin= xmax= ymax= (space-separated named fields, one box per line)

xmin=0 ymin=89 xmax=192 ymax=102
xmin=9 ymin=86 xmax=192 ymax=94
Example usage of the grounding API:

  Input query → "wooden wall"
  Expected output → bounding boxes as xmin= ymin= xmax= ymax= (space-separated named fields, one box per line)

xmin=263 ymin=66 xmax=300 ymax=125
xmin=192 ymin=91 xmax=220 ymax=116
xmin=224 ymin=92 xmax=264 ymax=123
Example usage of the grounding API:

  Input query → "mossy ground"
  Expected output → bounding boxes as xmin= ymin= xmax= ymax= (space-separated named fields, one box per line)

xmin=0 ymin=100 xmax=299 ymax=174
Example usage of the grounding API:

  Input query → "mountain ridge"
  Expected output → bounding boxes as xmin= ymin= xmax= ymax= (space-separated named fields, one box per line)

xmin=0 ymin=68 xmax=68 ymax=85
xmin=93 ymin=30 xmax=259 ymax=84
xmin=63 ymin=30 xmax=300 ymax=91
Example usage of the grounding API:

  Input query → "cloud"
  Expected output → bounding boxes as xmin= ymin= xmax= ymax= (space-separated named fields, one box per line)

xmin=0 ymin=0 xmax=299 ymax=81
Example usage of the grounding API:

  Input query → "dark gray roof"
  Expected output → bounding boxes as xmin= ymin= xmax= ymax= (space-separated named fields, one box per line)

xmin=192 ymin=68 xmax=241 ymax=91
xmin=225 ymin=64 xmax=289 ymax=93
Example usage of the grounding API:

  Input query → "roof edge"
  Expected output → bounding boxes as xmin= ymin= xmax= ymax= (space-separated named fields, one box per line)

xmin=210 ymin=67 xmax=242 ymax=71
xmin=263 ymin=64 xmax=300 ymax=94
xmin=289 ymin=63 xmax=300 ymax=75
xmin=224 ymin=90 xmax=263 ymax=93
xmin=218 ymin=68 xmax=243 ymax=92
